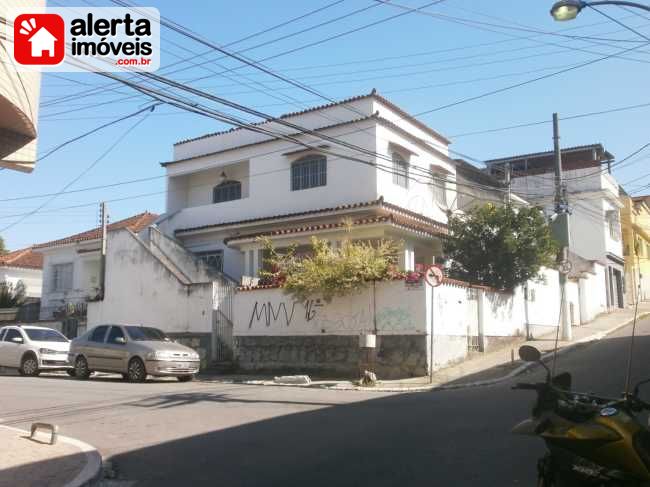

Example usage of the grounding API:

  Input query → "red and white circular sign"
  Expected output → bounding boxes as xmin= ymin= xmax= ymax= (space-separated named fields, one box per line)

xmin=424 ymin=265 xmax=444 ymax=287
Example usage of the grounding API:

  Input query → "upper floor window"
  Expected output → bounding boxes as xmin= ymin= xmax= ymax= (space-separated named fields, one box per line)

xmin=432 ymin=172 xmax=447 ymax=207
xmin=291 ymin=155 xmax=327 ymax=191
xmin=606 ymin=210 xmax=621 ymax=242
xmin=52 ymin=263 xmax=73 ymax=292
xmin=213 ymin=180 xmax=241 ymax=204
xmin=392 ymin=153 xmax=409 ymax=188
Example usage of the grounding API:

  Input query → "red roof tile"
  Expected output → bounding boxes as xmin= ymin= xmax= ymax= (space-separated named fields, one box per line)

xmin=0 ymin=247 xmax=43 ymax=269
xmin=33 ymin=212 xmax=158 ymax=249
xmin=224 ymin=213 xmax=446 ymax=245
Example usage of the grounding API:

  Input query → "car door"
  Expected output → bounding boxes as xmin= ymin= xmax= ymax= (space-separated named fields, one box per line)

xmin=2 ymin=328 xmax=27 ymax=368
xmin=84 ymin=325 xmax=110 ymax=370
xmin=102 ymin=326 xmax=130 ymax=372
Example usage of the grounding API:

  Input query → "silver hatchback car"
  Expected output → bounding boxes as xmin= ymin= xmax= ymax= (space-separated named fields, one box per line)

xmin=69 ymin=324 xmax=200 ymax=382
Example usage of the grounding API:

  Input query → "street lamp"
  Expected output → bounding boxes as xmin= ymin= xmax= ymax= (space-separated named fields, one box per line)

xmin=550 ymin=0 xmax=650 ymax=21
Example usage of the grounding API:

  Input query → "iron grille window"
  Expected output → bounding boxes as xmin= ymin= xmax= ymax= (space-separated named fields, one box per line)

xmin=213 ymin=180 xmax=242 ymax=203
xmin=392 ymin=153 xmax=409 ymax=188
xmin=52 ymin=263 xmax=73 ymax=292
xmin=198 ymin=251 xmax=223 ymax=272
xmin=432 ymin=172 xmax=447 ymax=206
xmin=291 ymin=155 xmax=327 ymax=191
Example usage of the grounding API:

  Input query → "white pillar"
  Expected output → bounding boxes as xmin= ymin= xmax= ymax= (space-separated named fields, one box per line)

xmin=252 ymin=249 xmax=260 ymax=277
xmin=402 ymin=242 xmax=415 ymax=271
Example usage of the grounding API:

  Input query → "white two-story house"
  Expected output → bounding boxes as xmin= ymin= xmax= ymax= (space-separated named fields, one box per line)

xmin=486 ymin=144 xmax=621 ymax=316
xmin=157 ymin=90 xmax=456 ymax=282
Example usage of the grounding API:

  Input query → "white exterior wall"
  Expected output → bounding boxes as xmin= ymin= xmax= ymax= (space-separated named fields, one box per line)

xmin=39 ymin=243 xmax=101 ymax=319
xmin=375 ymin=124 xmax=455 ymax=222
xmin=87 ymin=230 xmax=213 ymax=333
xmin=579 ymin=263 xmax=608 ymax=322
xmin=236 ymin=280 xmax=427 ymax=336
xmin=163 ymin=120 xmax=379 ymax=233
xmin=0 ymin=266 xmax=42 ymax=298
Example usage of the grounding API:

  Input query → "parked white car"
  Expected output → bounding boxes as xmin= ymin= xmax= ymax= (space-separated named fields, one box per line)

xmin=0 ymin=325 xmax=73 ymax=376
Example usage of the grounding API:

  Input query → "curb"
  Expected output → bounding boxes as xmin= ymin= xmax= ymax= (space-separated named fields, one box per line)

xmin=0 ymin=425 xmax=102 ymax=487
xmin=325 ymin=311 xmax=650 ymax=393
xmin=197 ymin=311 xmax=650 ymax=394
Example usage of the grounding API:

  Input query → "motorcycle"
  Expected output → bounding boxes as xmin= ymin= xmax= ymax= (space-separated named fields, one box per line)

xmin=512 ymin=345 xmax=650 ymax=486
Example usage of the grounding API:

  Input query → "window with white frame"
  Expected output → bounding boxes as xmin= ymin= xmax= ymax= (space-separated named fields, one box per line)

xmin=291 ymin=155 xmax=327 ymax=191
xmin=606 ymin=210 xmax=621 ymax=241
xmin=51 ymin=263 xmax=73 ymax=292
xmin=432 ymin=171 xmax=447 ymax=206
xmin=213 ymin=180 xmax=241 ymax=204
xmin=392 ymin=152 xmax=409 ymax=188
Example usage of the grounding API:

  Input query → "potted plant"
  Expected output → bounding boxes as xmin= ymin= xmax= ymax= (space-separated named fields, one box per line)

xmin=0 ymin=281 xmax=26 ymax=321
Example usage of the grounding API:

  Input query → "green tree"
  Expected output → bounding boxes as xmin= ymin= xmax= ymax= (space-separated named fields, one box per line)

xmin=259 ymin=230 xmax=401 ymax=303
xmin=444 ymin=204 xmax=557 ymax=290
xmin=0 ymin=281 xmax=26 ymax=308
xmin=0 ymin=235 xmax=7 ymax=255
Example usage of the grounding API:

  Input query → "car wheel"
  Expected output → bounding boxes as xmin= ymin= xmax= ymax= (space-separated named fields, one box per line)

xmin=127 ymin=358 xmax=147 ymax=383
xmin=74 ymin=356 xmax=91 ymax=380
xmin=66 ymin=369 xmax=76 ymax=378
xmin=19 ymin=354 xmax=40 ymax=376
xmin=177 ymin=375 xmax=194 ymax=382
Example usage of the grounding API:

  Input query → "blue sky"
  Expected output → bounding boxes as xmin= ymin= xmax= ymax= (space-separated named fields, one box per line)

xmin=2 ymin=0 xmax=650 ymax=250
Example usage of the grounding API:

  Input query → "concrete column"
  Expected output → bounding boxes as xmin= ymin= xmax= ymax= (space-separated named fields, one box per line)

xmin=252 ymin=249 xmax=260 ymax=278
xmin=399 ymin=242 xmax=415 ymax=271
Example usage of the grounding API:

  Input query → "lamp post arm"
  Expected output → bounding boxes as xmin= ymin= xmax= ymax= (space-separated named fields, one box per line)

xmin=584 ymin=1 xmax=650 ymax=12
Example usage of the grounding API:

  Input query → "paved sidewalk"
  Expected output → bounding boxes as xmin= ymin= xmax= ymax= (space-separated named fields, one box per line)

xmin=199 ymin=302 xmax=650 ymax=393
xmin=0 ymin=425 xmax=101 ymax=487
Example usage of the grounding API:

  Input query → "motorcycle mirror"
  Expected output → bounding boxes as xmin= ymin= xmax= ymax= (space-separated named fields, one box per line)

xmin=519 ymin=345 xmax=541 ymax=363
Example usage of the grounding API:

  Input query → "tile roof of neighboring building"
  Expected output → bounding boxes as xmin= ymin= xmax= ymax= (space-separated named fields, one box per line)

xmin=224 ymin=213 xmax=446 ymax=245
xmin=174 ymin=197 xmax=447 ymax=235
xmin=173 ymin=90 xmax=450 ymax=147
xmin=0 ymin=247 xmax=43 ymax=269
xmin=485 ymin=143 xmax=614 ymax=164
xmin=33 ymin=212 xmax=158 ymax=249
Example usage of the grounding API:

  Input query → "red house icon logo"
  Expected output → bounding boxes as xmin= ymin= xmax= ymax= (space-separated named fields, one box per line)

xmin=13 ymin=14 xmax=65 ymax=65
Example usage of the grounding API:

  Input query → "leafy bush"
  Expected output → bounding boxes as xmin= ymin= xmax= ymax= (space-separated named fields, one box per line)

xmin=0 ymin=281 xmax=27 ymax=308
xmin=258 ymin=231 xmax=401 ymax=302
xmin=444 ymin=204 xmax=557 ymax=290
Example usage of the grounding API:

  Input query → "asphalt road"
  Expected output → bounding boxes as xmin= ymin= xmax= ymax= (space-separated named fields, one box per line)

xmin=2 ymin=316 xmax=650 ymax=486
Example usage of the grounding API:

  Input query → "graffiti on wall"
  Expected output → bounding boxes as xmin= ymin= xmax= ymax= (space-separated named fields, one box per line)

xmin=245 ymin=296 xmax=416 ymax=333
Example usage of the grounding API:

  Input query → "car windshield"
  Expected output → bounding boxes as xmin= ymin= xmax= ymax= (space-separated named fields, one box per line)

xmin=24 ymin=328 xmax=68 ymax=342
xmin=125 ymin=326 xmax=168 ymax=341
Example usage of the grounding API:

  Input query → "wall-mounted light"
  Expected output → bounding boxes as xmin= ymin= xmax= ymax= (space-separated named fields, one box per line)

xmin=219 ymin=171 xmax=227 ymax=183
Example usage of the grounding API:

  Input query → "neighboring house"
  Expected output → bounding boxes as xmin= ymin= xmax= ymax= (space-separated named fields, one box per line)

xmin=621 ymin=193 xmax=650 ymax=303
xmin=0 ymin=247 xmax=43 ymax=298
xmin=453 ymin=158 xmax=527 ymax=211
xmin=158 ymin=90 xmax=455 ymax=283
xmin=33 ymin=212 xmax=158 ymax=334
xmin=0 ymin=0 xmax=43 ymax=172
xmin=486 ymin=143 xmax=623 ymax=311
xmin=28 ymin=27 xmax=57 ymax=57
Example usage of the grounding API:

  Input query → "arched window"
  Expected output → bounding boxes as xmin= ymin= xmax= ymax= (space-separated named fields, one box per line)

xmin=392 ymin=152 xmax=409 ymax=188
xmin=291 ymin=155 xmax=327 ymax=191
xmin=213 ymin=180 xmax=241 ymax=203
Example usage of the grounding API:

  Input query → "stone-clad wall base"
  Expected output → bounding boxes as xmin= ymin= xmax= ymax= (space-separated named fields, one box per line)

xmin=234 ymin=335 xmax=428 ymax=379
xmin=167 ymin=332 xmax=212 ymax=369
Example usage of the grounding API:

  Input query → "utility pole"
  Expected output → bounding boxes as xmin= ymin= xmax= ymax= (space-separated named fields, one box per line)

xmin=505 ymin=162 xmax=512 ymax=205
xmin=99 ymin=202 xmax=108 ymax=301
xmin=552 ymin=113 xmax=572 ymax=341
